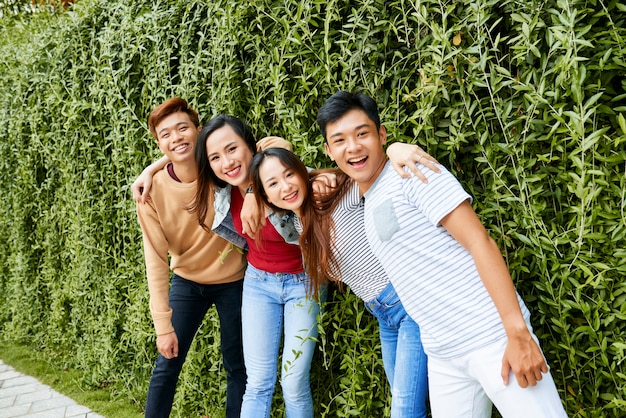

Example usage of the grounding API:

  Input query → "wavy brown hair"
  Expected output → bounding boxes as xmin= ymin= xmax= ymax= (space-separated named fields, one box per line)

xmin=304 ymin=167 xmax=352 ymax=292
xmin=249 ymin=148 xmax=352 ymax=297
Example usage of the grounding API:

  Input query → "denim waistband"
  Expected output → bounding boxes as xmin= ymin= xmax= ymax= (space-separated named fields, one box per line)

xmin=246 ymin=262 xmax=308 ymax=282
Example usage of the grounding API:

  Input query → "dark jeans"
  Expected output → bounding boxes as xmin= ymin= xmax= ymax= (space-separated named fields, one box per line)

xmin=144 ymin=275 xmax=246 ymax=418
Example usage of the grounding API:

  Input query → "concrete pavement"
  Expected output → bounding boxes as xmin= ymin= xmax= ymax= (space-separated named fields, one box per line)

xmin=0 ymin=359 xmax=105 ymax=418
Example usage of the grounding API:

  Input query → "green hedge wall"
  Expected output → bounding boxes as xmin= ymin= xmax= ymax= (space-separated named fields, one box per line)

xmin=0 ymin=0 xmax=625 ymax=416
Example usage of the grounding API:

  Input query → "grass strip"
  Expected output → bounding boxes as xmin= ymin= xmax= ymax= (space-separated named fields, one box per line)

xmin=0 ymin=340 xmax=143 ymax=418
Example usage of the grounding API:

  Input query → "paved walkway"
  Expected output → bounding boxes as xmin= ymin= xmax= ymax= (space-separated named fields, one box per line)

xmin=0 ymin=359 xmax=105 ymax=418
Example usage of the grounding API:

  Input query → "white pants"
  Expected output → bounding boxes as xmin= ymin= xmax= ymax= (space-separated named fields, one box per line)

xmin=428 ymin=336 xmax=568 ymax=418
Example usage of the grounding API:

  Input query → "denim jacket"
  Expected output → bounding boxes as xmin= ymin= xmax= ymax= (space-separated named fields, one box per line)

xmin=211 ymin=185 xmax=300 ymax=250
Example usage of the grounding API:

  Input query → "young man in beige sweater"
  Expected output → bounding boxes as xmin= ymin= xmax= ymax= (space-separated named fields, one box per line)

xmin=136 ymin=98 xmax=247 ymax=418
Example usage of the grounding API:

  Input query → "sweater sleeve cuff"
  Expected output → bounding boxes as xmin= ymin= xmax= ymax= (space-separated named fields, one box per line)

xmin=152 ymin=309 xmax=174 ymax=336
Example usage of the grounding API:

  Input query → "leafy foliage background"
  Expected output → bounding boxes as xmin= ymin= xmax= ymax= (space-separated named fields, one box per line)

xmin=0 ymin=0 xmax=625 ymax=416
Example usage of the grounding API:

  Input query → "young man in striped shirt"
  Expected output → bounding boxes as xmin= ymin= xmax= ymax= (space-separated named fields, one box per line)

xmin=316 ymin=91 xmax=567 ymax=418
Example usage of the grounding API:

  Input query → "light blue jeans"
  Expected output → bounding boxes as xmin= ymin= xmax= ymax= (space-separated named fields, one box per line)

xmin=240 ymin=263 xmax=320 ymax=418
xmin=365 ymin=283 xmax=429 ymax=418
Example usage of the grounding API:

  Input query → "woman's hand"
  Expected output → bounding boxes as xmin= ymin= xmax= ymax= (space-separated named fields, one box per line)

xmin=386 ymin=142 xmax=440 ymax=183
xmin=311 ymin=171 xmax=337 ymax=195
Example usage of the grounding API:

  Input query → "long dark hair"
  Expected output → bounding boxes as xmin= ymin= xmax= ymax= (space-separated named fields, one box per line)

xmin=249 ymin=148 xmax=352 ymax=296
xmin=188 ymin=114 xmax=256 ymax=230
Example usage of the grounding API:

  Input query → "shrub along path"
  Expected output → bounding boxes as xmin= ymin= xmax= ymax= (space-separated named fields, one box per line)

xmin=0 ymin=359 xmax=105 ymax=418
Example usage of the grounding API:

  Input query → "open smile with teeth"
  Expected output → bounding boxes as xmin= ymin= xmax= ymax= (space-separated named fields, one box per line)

xmin=283 ymin=191 xmax=298 ymax=202
xmin=226 ymin=166 xmax=241 ymax=177
xmin=348 ymin=156 xmax=367 ymax=166
xmin=173 ymin=144 xmax=189 ymax=152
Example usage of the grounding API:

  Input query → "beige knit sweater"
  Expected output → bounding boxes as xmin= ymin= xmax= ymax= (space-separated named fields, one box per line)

xmin=136 ymin=167 xmax=246 ymax=335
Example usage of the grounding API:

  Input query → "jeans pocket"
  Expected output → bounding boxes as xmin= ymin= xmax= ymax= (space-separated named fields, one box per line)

xmin=378 ymin=287 xmax=402 ymax=309
xmin=381 ymin=298 xmax=402 ymax=309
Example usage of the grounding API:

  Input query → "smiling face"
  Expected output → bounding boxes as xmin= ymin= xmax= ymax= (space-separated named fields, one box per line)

xmin=323 ymin=108 xmax=387 ymax=194
xmin=155 ymin=111 xmax=200 ymax=164
xmin=205 ymin=124 xmax=255 ymax=189
xmin=258 ymin=156 xmax=308 ymax=215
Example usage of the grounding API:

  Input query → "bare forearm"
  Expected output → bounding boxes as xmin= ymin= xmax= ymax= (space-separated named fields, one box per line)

xmin=146 ymin=155 xmax=169 ymax=174
xmin=441 ymin=201 xmax=529 ymax=338
xmin=472 ymin=235 xmax=529 ymax=338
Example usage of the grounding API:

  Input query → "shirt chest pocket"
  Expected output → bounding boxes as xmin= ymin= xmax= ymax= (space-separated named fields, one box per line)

xmin=372 ymin=199 xmax=399 ymax=242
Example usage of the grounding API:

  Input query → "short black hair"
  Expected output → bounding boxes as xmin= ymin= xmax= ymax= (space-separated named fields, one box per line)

xmin=316 ymin=91 xmax=380 ymax=141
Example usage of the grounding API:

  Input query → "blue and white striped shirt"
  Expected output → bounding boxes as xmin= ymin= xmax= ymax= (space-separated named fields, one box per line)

xmin=364 ymin=161 xmax=530 ymax=359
